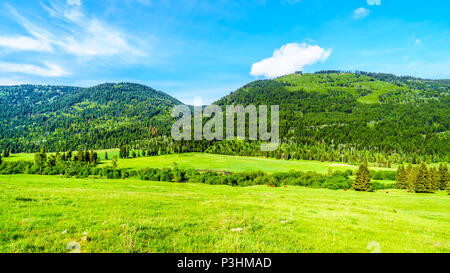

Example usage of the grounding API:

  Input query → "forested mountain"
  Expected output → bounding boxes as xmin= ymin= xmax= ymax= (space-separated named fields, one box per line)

xmin=0 ymin=83 xmax=182 ymax=152
xmin=0 ymin=71 xmax=449 ymax=165
xmin=214 ymin=72 xmax=450 ymax=164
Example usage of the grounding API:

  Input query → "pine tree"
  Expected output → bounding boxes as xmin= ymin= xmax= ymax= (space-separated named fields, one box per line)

xmin=104 ymin=152 xmax=108 ymax=160
xmin=84 ymin=149 xmax=89 ymax=162
xmin=414 ymin=162 xmax=431 ymax=193
xmin=405 ymin=164 xmax=415 ymax=191
xmin=396 ymin=165 xmax=407 ymax=189
xmin=353 ymin=161 xmax=371 ymax=192
xmin=437 ymin=163 xmax=449 ymax=190
xmin=89 ymin=150 xmax=94 ymax=163
xmin=428 ymin=167 xmax=439 ymax=192
xmin=112 ymin=156 xmax=118 ymax=169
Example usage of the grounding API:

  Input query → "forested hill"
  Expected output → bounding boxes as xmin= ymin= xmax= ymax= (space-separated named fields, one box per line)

xmin=0 ymin=72 xmax=449 ymax=164
xmin=215 ymin=72 xmax=449 ymax=163
xmin=0 ymin=83 xmax=182 ymax=152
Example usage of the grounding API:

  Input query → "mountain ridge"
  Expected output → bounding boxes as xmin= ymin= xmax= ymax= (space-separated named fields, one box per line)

xmin=0 ymin=72 xmax=448 ymax=163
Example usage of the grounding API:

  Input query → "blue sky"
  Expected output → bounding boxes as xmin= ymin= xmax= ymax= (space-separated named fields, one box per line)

xmin=0 ymin=0 xmax=449 ymax=104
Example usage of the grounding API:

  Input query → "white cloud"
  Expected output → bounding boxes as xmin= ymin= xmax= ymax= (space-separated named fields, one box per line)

xmin=415 ymin=38 xmax=422 ymax=45
xmin=67 ymin=0 xmax=81 ymax=6
xmin=250 ymin=43 xmax=332 ymax=78
xmin=0 ymin=36 xmax=52 ymax=51
xmin=353 ymin=7 xmax=371 ymax=19
xmin=4 ymin=2 xmax=145 ymax=58
xmin=367 ymin=0 xmax=381 ymax=6
xmin=0 ymin=61 xmax=68 ymax=77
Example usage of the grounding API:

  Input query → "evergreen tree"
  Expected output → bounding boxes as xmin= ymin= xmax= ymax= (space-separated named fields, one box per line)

xmin=104 ymin=152 xmax=108 ymax=160
xmin=84 ymin=149 xmax=89 ymax=162
xmin=34 ymin=152 xmax=46 ymax=173
xmin=112 ymin=156 xmax=118 ymax=169
xmin=77 ymin=151 xmax=83 ymax=162
xmin=89 ymin=150 xmax=95 ymax=163
xmin=414 ymin=162 xmax=432 ymax=193
xmin=428 ymin=167 xmax=439 ymax=192
xmin=353 ymin=161 xmax=371 ymax=192
xmin=437 ymin=163 xmax=449 ymax=190
xmin=396 ymin=164 xmax=407 ymax=189
xmin=3 ymin=149 xmax=9 ymax=158
xmin=67 ymin=150 xmax=72 ymax=161
xmin=405 ymin=164 xmax=415 ymax=191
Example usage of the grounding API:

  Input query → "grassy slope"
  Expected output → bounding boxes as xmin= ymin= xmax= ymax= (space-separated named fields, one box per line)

xmin=4 ymin=152 xmax=394 ymax=174
xmin=276 ymin=73 xmax=402 ymax=104
xmin=0 ymin=175 xmax=448 ymax=253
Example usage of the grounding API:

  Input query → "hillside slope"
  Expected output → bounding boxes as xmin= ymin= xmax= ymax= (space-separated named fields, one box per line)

xmin=0 ymin=83 xmax=182 ymax=152
xmin=215 ymin=72 xmax=450 ymax=162
xmin=0 ymin=72 xmax=448 ymax=164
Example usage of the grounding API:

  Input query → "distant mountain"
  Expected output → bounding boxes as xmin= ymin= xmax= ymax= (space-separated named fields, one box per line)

xmin=0 ymin=72 xmax=448 ymax=163
xmin=215 ymin=72 xmax=449 ymax=162
xmin=0 ymin=83 xmax=182 ymax=152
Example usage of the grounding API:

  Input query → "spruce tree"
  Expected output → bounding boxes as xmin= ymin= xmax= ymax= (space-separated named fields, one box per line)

xmin=437 ymin=163 xmax=449 ymax=190
xmin=84 ymin=149 xmax=89 ymax=162
xmin=405 ymin=164 xmax=416 ymax=191
xmin=93 ymin=152 xmax=98 ymax=164
xmin=353 ymin=161 xmax=371 ymax=191
xmin=104 ymin=152 xmax=108 ymax=161
xmin=396 ymin=165 xmax=407 ymax=189
xmin=414 ymin=162 xmax=431 ymax=193
xmin=112 ymin=156 xmax=118 ymax=169
xmin=89 ymin=150 xmax=94 ymax=163
xmin=428 ymin=167 xmax=439 ymax=192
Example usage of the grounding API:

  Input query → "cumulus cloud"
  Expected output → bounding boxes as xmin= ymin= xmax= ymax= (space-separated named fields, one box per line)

xmin=250 ymin=43 xmax=332 ymax=78
xmin=367 ymin=0 xmax=381 ymax=5
xmin=0 ymin=61 xmax=68 ymax=77
xmin=353 ymin=7 xmax=371 ymax=19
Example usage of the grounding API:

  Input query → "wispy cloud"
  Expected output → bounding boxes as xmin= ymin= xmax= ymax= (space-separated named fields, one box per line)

xmin=353 ymin=7 xmax=371 ymax=19
xmin=0 ymin=61 xmax=68 ymax=77
xmin=250 ymin=43 xmax=331 ymax=78
xmin=34 ymin=1 xmax=145 ymax=58
xmin=0 ymin=0 xmax=148 ymax=78
xmin=0 ymin=36 xmax=52 ymax=51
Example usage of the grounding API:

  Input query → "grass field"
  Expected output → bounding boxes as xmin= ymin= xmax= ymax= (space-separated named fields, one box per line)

xmin=4 ymin=151 xmax=394 ymax=174
xmin=0 ymin=174 xmax=449 ymax=253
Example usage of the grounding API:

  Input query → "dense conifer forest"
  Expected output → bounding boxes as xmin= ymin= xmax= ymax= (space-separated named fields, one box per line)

xmin=1 ymin=72 xmax=449 ymax=166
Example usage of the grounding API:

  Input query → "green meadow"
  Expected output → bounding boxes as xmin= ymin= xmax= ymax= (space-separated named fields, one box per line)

xmin=0 ymin=175 xmax=448 ymax=253
xmin=4 ymin=151 xmax=393 ymax=174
